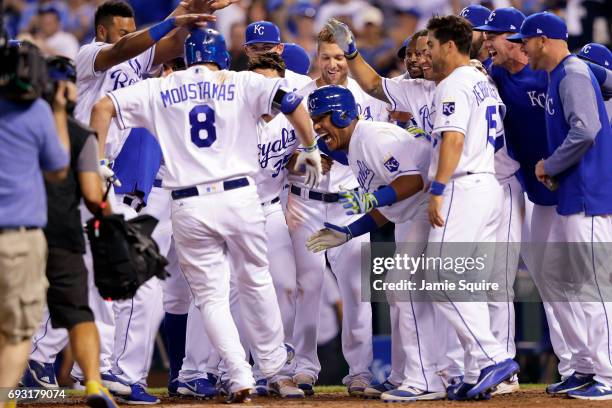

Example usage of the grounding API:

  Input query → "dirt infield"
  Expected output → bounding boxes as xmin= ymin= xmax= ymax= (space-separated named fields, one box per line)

xmin=16 ymin=387 xmax=611 ymax=408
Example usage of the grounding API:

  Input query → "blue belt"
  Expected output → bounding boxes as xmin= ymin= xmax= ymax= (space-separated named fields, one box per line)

xmin=290 ymin=185 xmax=344 ymax=203
xmin=171 ymin=177 xmax=250 ymax=200
xmin=153 ymin=179 xmax=163 ymax=188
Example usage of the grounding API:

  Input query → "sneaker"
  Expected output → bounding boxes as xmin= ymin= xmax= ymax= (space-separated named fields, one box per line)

xmin=381 ymin=386 xmax=446 ymax=402
xmin=293 ymin=373 xmax=315 ymax=396
xmin=167 ymin=378 xmax=179 ymax=397
xmin=115 ymin=384 xmax=160 ymax=405
xmin=224 ymin=388 xmax=251 ymax=404
xmin=567 ymin=381 xmax=612 ymax=400
xmin=85 ymin=380 xmax=119 ymax=408
xmin=491 ymin=374 xmax=520 ymax=395
xmin=364 ymin=380 xmax=397 ymax=399
xmin=546 ymin=372 xmax=594 ymax=395
xmin=466 ymin=358 xmax=520 ymax=398
xmin=347 ymin=378 xmax=370 ymax=397
xmin=21 ymin=360 xmax=58 ymax=389
xmin=251 ymin=379 xmax=269 ymax=397
xmin=269 ymin=379 xmax=305 ymax=398
xmin=100 ymin=371 xmax=131 ymax=396
xmin=177 ymin=377 xmax=218 ymax=399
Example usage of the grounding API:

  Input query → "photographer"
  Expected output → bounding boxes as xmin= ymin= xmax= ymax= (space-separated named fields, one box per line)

xmin=0 ymin=40 xmax=69 ymax=408
xmin=37 ymin=56 xmax=117 ymax=408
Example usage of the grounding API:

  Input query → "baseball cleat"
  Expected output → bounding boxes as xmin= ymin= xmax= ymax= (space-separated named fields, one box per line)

xmin=447 ymin=381 xmax=491 ymax=401
xmin=21 ymin=360 xmax=58 ymax=389
xmin=100 ymin=371 xmax=131 ymax=396
xmin=251 ymin=379 xmax=269 ymax=396
xmin=115 ymin=384 xmax=160 ymax=405
xmin=567 ymin=381 xmax=612 ymax=400
xmin=466 ymin=358 xmax=520 ymax=398
xmin=491 ymin=374 xmax=520 ymax=395
xmin=177 ymin=377 xmax=218 ymax=399
xmin=347 ymin=378 xmax=369 ymax=396
xmin=293 ymin=373 xmax=315 ymax=396
xmin=224 ymin=388 xmax=251 ymax=404
xmin=269 ymin=379 xmax=305 ymax=398
xmin=167 ymin=378 xmax=179 ymax=397
xmin=85 ymin=380 xmax=119 ymax=408
xmin=381 ymin=386 xmax=446 ymax=402
xmin=546 ymin=372 xmax=594 ymax=395
xmin=364 ymin=380 xmax=398 ymax=398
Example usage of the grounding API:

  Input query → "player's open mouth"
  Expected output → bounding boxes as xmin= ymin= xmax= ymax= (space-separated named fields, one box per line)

xmin=489 ymin=49 xmax=498 ymax=59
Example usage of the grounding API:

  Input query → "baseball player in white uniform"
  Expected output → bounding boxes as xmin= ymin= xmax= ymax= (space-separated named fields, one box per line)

xmin=423 ymin=15 xmax=518 ymax=400
xmin=284 ymin=25 xmax=389 ymax=396
xmin=305 ymin=84 xmax=450 ymax=402
xmin=89 ymin=28 xmax=322 ymax=403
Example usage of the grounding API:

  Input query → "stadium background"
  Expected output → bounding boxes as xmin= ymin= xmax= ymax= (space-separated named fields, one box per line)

xmin=3 ymin=0 xmax=609 ymax=388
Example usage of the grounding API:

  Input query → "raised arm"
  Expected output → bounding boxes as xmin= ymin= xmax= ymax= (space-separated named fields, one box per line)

xmin=90 ymin=96 xmax=117 ymax=160
xmin=325 ymin=19 xmax=390 ymax=103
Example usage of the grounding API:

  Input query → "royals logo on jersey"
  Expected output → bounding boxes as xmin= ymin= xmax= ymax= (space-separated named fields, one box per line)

xmin=384 ymin=155 xmax=400 ymax=173
xmin=442 ymin=101 xmax=455 ymax=116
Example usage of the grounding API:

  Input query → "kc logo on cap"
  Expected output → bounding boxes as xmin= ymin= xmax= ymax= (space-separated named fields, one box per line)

xmin=244 ymin=21 xmax=281 ymax=45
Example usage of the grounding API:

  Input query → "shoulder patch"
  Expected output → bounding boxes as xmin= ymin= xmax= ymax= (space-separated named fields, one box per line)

xmin=442 ymin=101 xmax=455 ymax=116
xmin=383 ymin=155 xmax=400 ymax=173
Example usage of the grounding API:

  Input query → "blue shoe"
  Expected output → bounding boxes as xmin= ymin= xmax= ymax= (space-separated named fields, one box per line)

xmin=546 ymin=372 xmax=594 ymax=395
xmin=167 ymin=378 xmax=179 ymax=397
xmin=447 ymin=381 xmax=491 ymax=401
xmin=176 ymin=377 xmax=218 ymax=399
xmin=567 ymin=381 xmax=612 ymax=400
xmin=466 ymin=359 xmax=520 ymax=399
xmin=100 ymin=371 xmax=131 ymax=396
xmin=252 ymin=379 xmax=269 ymax=397
xmin=381 ymin=386 xmax=446 ymax=402
xmin=116 ymin=384 xmax=160 ymax=405
xmin=364 ymin=380 xmax=397 ymax=398
xmin=21 ymin=360 xmax=58 ymax=389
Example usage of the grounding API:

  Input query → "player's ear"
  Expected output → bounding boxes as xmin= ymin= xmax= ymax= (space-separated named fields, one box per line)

xmin=276 ymin=43 xmax=285 ymax=54
xmin=96 ymin=24 xmax=107 ymax=41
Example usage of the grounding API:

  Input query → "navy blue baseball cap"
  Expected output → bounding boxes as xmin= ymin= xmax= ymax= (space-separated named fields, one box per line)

xmin=475 ymin=7 xmax=525 ymax=33
xmin=397 ymin=37 xmax=410 ymax=59
xmin=244 ymin=21 xmax=281 ymax=45
xmin=507 ymin=12 xmax=568 ymax=42
xmin=459 ymin=5 xmax=491 ymax=28
xmin=577 ymin=43 xmax=611 ymax=68
xmin=282 ymin=43 xmax=311 ymax=75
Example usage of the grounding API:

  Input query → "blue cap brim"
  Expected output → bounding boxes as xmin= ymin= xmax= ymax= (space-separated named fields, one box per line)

xmin=474 ymin=24 xmax=511 ymax=32
xmin=244 ymin=40 xmax=281 ymax=45
xmin=506 ymin=33 xmax=527 ymax=43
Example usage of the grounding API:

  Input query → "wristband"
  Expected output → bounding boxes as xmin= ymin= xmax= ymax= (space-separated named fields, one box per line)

xmin=345 ymin=213 xmax=378 ymax=239
xmin=429 ymin=181 xmax=446 ymax=196
xmin=302 ymin=140 xmax=318 ymax=153
xmin=279 ymin=91 xmax=304 ymax=114
xmin=372 ymin=185 xmax=398 ymax=207
xmin=100 ymin=158 xmax=111 ymax=167
xmin=149 ymin=17 xmax=176 ymax=42
xmin=346 ymin=49 xmax=359 ymax=60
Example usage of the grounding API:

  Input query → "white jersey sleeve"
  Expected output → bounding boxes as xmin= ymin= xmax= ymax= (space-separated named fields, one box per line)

xmin=243 ymin=72 xmax=284 ymax=118
xmin=382 ymin=77 xmax=435 ymax=134
xmin=108 ymin=78 xmax=157 ymax=132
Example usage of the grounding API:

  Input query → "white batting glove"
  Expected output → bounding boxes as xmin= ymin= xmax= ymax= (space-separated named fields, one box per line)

xmin=99 ymin=159 xmax=122 ymax=187
xmin=295 ymin=144 xmax=323 ymax=189
xmin=325 ymin=18 xmax=358 ymax=58
xmin=306 ymin=222 xmax=352 ymax=253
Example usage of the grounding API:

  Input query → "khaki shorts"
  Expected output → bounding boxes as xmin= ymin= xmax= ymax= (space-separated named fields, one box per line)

xmin=0 ymin=228 xmax=48 ymax=344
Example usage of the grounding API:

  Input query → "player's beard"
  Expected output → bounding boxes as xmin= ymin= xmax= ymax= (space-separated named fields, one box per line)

xmin=470 ymin=37 xmax=484 ymax=60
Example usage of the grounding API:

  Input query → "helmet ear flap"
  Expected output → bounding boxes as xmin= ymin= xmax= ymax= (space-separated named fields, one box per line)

xmin=331 ymin=109 xmax=350 ymax=128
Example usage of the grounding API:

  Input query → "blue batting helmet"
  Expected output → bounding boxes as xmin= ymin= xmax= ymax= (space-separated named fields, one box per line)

xmin=307 ymin=85 xmax=357 ymax=128
xmin=184 ymin=28 xmax=230 ymax=70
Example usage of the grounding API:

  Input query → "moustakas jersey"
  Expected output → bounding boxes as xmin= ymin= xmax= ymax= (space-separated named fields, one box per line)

xmin=382 ymin=77 xmax=436 ymax=134
xmin=74 ymin=41 xmax=157 ymax=159
xmin=429 ymin=65 xmax=505 ymax=181
xmin=107 ymin=65 xmax=285 ymax=188
xmin=255 ymin=114 xmax=300 ymax=203
xmin=348 ymin=120 xmax=431 ymax=223
xmin=290 ymin=77 xmax=390 ymax=193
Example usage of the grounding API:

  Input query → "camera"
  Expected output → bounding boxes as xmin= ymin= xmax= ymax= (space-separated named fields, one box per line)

xmin=0 ymin=33 xmax=48 ymax=102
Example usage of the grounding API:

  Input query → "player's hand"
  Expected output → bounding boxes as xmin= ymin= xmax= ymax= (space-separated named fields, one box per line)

xmin=325 ymin=18 xmax=358 ymax=58
xmin=296 ymin=145 xmax=323 ymax=188
xmin=428 ymin=195 xmax=444 ymax=227
xmin=535 ymin=159 xmax=547 ymax=183
xmin=99 ymin=159 xmax=122 ymax=187
xmin=321 ymin=155 xmax=334 ymax=175
xmin=306 ymin=222 xmax=351 ymax=253
xmin=51 ymin=80 xmax=76 ymax=112
xmin=181 ymin=0 xmax=239 ymax=13
xmin=340 ymin=188 xmax=377 ymax=215
xmin=388 ymin=109 xmax=413 ymax=123
xmin=173 ymin=13 xmax=217 ymax=28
